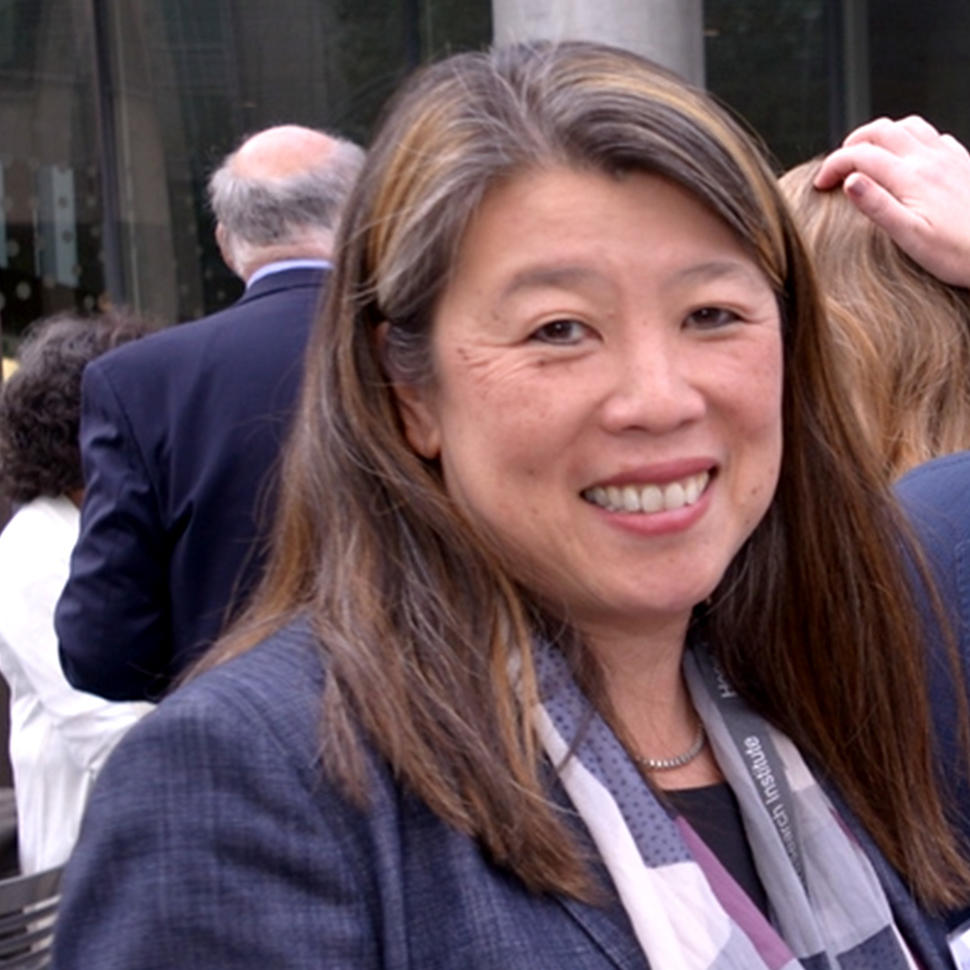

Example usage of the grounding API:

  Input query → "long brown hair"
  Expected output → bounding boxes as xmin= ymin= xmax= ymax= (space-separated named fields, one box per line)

xmin=781 ymin=157 xmax=970 ymax=479
xmin=204 ymin=42 xmax=970 ymax=908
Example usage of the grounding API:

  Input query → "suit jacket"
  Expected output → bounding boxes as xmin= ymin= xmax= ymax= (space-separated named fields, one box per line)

xmin=51 ymin=603 xmax=962 ymax=970
xmin=896 ymin=450 xmax=970 ymax=932
xmin=55 ymin=267 xmax=327 ymax=701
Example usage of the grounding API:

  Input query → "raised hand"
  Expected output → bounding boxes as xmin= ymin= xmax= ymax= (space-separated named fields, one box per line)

xmin=814 ymin=115 xmax=970 ymax=287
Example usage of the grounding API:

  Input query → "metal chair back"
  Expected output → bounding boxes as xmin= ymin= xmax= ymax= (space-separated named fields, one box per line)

xmin=0 ymin=866 xmax=63 ymax=969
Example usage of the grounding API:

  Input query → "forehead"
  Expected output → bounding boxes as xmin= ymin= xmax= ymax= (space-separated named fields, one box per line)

xmin=447 ymin=165 xmax=770 ymax=294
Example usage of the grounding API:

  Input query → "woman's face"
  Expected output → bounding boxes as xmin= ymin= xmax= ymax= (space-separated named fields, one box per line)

xmin=394 ymin=166 xmax=783 ymax=648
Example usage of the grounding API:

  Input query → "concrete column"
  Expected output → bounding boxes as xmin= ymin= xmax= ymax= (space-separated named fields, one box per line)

xmin=492 ymin=0 xmax=705 ymax=86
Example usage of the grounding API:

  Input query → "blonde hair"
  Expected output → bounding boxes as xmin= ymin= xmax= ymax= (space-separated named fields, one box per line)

xmin=781 ymin=158 xmax=970 ymax=479
xmin=204 ymin=43 xmax=970 ymax=908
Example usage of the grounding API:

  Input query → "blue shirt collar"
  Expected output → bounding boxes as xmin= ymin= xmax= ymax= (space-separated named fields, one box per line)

xmin=245 ymin=259 xmax=331 ymax=289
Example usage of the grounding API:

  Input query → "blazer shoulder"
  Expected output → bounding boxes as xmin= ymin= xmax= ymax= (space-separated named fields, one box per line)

xmin=82 ymin=321 xmax=204 ymax=392
xmin=54 ymin=620 xmax=391 ymax=968
xmin=149 ymin=620 xmax=325 ymax=753
xmin=896 ymin=452 xmax=970 ymax=590
xmin=76 ymin=619 xmax=356 ymax=852
xmin=897 ymin=451 xmax=970 ymax=523
xmin=87 ymin=278 xmax=321 ymax=393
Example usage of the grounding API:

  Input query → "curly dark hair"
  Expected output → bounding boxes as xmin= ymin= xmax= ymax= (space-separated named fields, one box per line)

xmin=0 ymin=309 xmax=154 ymax=503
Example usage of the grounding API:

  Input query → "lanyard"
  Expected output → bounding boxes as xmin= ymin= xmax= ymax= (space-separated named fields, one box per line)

xmin=689 ymin=646 xmax=807 ymax=889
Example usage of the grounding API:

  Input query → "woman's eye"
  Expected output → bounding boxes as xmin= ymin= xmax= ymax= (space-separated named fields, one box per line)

xmin=686 ymin=306 xmax=740 ymax=329
xmin=530 ymin=319 xmax=588 ymax=344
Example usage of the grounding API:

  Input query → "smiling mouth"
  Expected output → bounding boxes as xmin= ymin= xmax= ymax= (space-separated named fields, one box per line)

xmin=581 ymin=471 xmax=711 ymax=514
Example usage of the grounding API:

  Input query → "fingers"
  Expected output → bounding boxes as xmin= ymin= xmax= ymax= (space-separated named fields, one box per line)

xmin=842 ymin=115 xmax=941 ymax=149
xmin=842 ymin=172 xmax=921 ymax=238
xmin=814 ymin=141 xmax=899 ymax=191
xmin=839 ymin=172 xmax=946 ymax=279
xmin=809 ymin=114 xmax=970 ymax=285
xmin=897 ymin=115 xmax=944 ymax=145
xmin=811 ymin=150 xmax=849 ymax=190
xmin=813 ymin=115 xmax=948 ymax=189
xmin=941 ymin=132 xmax=970 ymax=159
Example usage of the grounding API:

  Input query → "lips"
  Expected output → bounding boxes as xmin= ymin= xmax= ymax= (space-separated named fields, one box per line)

xmin=582 ymin=470 xmax=711 ymax=514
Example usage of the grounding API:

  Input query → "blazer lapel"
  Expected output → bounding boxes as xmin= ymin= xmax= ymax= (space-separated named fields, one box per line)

xmin=555 ymin=889 xmax=652 ymax=970
xmin=546 ymin=774 xmax=652 ymax=970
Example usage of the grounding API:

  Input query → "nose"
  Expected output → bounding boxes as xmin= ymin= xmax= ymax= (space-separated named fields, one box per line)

xmin=598 ymin=328 xmax=707 ymax=434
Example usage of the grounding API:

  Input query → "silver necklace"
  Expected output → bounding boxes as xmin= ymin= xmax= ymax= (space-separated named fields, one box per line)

xmin=635 ymin=723 xmax=706 ymax=772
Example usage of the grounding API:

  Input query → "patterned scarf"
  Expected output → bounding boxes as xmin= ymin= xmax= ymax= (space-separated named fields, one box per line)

xmin=531 ymin=639 xmax=920 ymax=970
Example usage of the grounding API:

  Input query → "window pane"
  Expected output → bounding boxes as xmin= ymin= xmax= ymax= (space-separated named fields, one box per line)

xmin=704 ymin=0 xmax=831 ymax=170
xmin=870 ymin=0 xmax=970 ymax=146
xmin=0 ymin=0 xmax=105 ymax=353
xmin=106 ymin=0 xmax=491 ymax=325
xmin=705 ymin=0 xmax=970 ymax=170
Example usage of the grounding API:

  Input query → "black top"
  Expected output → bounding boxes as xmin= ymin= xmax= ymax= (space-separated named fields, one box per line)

xmin=665 ymin=781 xmax=770 ymax=918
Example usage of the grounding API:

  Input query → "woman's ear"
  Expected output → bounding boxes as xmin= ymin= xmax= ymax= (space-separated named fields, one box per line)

xmin=393 ymin=382 xmax=442 ymax=460
xmin=376 ymin=322 xmax=441 ymax=459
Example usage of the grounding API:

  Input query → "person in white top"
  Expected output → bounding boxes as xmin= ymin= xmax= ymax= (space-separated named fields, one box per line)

xmin=0 ymin=311 xmax=154 ymax=873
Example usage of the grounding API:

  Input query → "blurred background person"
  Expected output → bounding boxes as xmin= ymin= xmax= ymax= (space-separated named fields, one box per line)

xmin=0 ymin=311 xmax=154 ymax=874
xmin=55 ymin=126 xmax=365 ymax=702
xmin=781 ymin=153 xmax=970 ymax=479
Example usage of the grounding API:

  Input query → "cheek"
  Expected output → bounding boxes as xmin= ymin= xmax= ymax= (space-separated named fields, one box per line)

xmin=440 ymin=346 xmax=565 ymax=452
xmin=748 ymin=396 xmax=784 ymax=513
xmin=740 ymin=334 xmax=784 ymax=426
xmin=437 ymin=370 xmax=570 ymax=528
xmin=727 ymin=339 xmax=784 ymax=510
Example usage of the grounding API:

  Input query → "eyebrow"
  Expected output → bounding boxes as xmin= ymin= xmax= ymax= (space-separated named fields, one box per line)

xmin=497 ymin=257 xmax=768 ymax=304
xmin=499 ymin=264 xmax=606 ymax=301
xmin=669 ymin=259 xmax=765 ymax=288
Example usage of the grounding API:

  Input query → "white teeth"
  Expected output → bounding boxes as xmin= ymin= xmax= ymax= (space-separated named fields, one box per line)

xmin=640 ymin=484 xmax=663 ymax=513
xmin=622 ymin=485 xmax=639 ymax=512
xmin=663 ymin=482 xmax=686 ymax=510
xmin=583 ymin=471 xmax=710 ymax=514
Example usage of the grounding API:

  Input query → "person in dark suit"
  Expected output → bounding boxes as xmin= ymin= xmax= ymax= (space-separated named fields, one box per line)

xmin=51 ymin=45 xmax=970 ymax=969
xmin=54 ymin=124 xmax=365 ymax=701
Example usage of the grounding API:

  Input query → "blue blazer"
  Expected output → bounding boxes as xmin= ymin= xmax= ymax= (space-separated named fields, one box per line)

xmin=55 ymin=267 xmax=327 ymax=701
xmin=896 ymin=450 xmax=970 ymax=893
xmin=51 ymin=462 xmax=970 ymax=970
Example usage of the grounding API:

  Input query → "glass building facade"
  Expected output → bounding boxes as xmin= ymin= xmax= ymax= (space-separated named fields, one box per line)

xmin=0 ymin=0 xmax=491 ymax=351
xmin=0 ymin=0 xmax=968 ymax=353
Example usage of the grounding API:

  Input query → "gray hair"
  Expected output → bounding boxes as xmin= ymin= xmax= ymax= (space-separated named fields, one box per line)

xmin=207 ymin=135 xmax=365 ymax=249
